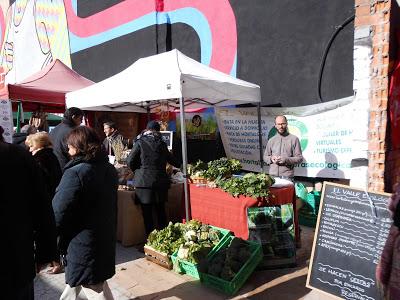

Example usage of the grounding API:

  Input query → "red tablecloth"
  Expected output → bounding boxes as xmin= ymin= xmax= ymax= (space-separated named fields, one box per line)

xmin=189 ymin=184 xmax=297 ymax=240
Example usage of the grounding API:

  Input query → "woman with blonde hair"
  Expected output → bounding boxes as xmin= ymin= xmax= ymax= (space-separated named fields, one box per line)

xmin=26 ymin=132 xmax=63 ymax=274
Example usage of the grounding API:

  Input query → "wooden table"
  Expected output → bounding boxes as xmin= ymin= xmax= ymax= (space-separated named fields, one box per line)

xmin=117 ymin=183 xmax=184 ymax=246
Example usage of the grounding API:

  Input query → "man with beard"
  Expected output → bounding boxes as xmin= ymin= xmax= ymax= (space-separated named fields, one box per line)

xmin=263 ymin=115 xmax=303 ymax=181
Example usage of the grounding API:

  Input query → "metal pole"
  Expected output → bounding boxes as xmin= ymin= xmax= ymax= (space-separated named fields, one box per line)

xmin=257 ymin=103 xmax=264 ymax=172
xmin=179 ymin=96 xmax=190 ymax=221
xmin=16 ymin=101 xmax=22 ymax=133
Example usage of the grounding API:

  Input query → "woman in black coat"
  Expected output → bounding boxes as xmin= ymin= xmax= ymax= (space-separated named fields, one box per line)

xmin=26 ymin=132 xmax=63 ymax=274
xmin=1 ymin=126 xmax=57 ymax=299
xmin=127 ymin=120 xmax=180 ymax=235
xmin=52 ymin=126 xmax=118 ymax=299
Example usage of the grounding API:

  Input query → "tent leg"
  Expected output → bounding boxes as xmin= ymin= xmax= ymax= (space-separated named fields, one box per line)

xmin=179 ymin=97 xmax=190 ymax=221
xmin=257 ymin=103 xmax=264 ymax=172
xmin=16 ymin=101 xmax=22 ymax=133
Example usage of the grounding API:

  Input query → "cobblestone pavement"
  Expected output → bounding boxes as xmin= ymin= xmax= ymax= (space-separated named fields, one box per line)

xmin=34 ymin=227 xmax=332 ymax=300
xmin=34 ymin=243 xmax=144 ymax=300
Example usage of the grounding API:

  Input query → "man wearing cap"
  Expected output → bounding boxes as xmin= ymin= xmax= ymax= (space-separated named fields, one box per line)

xmin=127 ymin=120 xmax=180 ymax=235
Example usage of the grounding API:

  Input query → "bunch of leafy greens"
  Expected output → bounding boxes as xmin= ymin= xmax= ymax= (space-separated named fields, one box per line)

xmin=187 ymin=160 xmax=208 ymax=177
xmin=204 ymin=237 xmax=252 ymax=281
xmin=204 ymin=158 xmax=242 ymax=180
xmin=146 ymin=222 xmax=185 ymax=255
xmin=176 ymin=221 xmax=223 ymax=264
xmin=216 ymin=173 xmax=275 ymax=199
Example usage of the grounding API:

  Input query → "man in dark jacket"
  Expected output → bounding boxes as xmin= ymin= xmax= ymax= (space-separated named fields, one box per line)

xmin=102 ymin=121 xmax=130 ymax=163
xmin=127 ymin=120 xmax=180 ymax=235
xmin=0 ymin=126 xmax=58 ymax=299
xmin=49 ymin=107 xmax=84 ymax=170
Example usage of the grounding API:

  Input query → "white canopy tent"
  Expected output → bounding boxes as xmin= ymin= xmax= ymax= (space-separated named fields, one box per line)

xmin=66 ymin=49 xmax=261 ymax=220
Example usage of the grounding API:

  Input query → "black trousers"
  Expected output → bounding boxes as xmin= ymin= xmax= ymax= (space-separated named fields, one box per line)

xmin=8 ymin=281 xmax=34 ymax=300
xmin=135 ymin=188 xmax=168 ymax=235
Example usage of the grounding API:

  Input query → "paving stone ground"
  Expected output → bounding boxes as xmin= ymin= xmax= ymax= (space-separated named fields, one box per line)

xmin=34 ymin=226 xmax=333 ymax=299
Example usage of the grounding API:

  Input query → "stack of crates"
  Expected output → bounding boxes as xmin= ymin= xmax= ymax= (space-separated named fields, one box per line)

xmin=299 ymin=191 xmax=321 ymax=227
xmin=200 ymin=236 xmax=263 ymax=295
xmin=170 ymin=226 xmax=232 ymax=279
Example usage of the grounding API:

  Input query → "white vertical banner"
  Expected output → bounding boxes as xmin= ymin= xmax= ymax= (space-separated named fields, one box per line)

xmin=0 ymin=99 xmax=13 ymax=143
xmin=216 ymin=96 xmax=368 ymax=179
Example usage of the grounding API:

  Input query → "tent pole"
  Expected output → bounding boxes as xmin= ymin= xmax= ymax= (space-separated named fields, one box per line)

xmin=16 ymin=101 xmax=22 ymax=133
xmin=257 ymin=103 xmax=264 ymax=172
xmin=179 ymin=96 xmax=190 ymax=221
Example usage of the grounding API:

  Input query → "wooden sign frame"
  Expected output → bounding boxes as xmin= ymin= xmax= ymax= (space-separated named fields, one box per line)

xmin=306 ymin=181 xmax=392 ymax=299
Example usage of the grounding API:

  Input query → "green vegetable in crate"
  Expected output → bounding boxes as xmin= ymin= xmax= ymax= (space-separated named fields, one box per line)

xmin=185 ymin=219 xmax=202 ymax=231
xmin=208 ymin=227 xmax=222 ymax=243
xmin=205 ymin=237 xmax=252 ymax=281
xmin=173 ymin=221 xmax=225 ymax=266
xmin=146 ymin=222 xmax=185 ymax=255
xmin=184 ymin=230 xmax=198 ymax=242
xmin=177 ymin=242 xmax=213 ymax=264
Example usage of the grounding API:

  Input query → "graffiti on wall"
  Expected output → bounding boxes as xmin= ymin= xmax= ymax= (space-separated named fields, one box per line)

xmin=65 ymin=0 xmax=237 ymax=75
xmin=0 ymin=0 xmax=237 ymax=99
xmin=0 ymin=1 xmax=354 ymax=108
xmin=0 ymin=0 xmax=70 ymax=96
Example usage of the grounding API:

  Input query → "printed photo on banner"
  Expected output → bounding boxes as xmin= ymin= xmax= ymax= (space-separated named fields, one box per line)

xmin=176 ymin=108 xmax=218 ymax=140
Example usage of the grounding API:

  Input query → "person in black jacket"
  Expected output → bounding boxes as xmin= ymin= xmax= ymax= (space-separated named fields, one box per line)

xmin=26 ymin=132 xmax=63 ymax=274
xmin=52 ymin=126 xmax=118 ymax=299
xmin=0 ymin=126 xmax=58 ymax=300
xmin=12 ymin=124 xmax=37 ymax=148
xmin=127 ymin=120 xmax=180 ymax=235
xmin=49 ymin=107 xmax=84 ymax=170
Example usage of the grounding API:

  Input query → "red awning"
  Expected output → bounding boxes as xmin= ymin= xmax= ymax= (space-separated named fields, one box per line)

xmin=7 ymin=59 xmax=93 ymax=112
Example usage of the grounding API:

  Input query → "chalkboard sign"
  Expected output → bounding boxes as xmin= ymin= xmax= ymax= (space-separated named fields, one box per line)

xmin=160 ymin=131 xmax=173 ymax=150
xmin=306 ymin=182 xmax=392 ymax=300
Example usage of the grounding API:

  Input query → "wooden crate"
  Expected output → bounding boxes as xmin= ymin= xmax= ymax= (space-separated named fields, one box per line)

xmin=144 ymin=245 xmax=172 ymax=270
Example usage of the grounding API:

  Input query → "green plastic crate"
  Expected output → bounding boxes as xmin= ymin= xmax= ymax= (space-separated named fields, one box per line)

xmin=299 ymin=213 xmax=317 ymax=227
xmin=302 ymin=191 xmax=321 ymax=214
xmin=171 ymin=225 xmax=232 ymax=279
xmin=200 ymin=236 xmax=263 ymax=296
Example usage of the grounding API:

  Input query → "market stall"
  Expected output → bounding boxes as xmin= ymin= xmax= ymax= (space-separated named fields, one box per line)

xmin=66 ymin=49 xmax=262 ymax=223
xmin=6 ymin=59 xmax=94 ymax=113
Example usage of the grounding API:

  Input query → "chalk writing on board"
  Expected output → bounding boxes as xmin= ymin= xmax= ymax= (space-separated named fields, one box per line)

xmin=307 ymin=182 xmax=392 ymax=300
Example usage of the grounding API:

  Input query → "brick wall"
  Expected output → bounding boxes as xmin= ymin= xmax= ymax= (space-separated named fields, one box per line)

xmin=354 ymin=0 xmax=392 ymax=192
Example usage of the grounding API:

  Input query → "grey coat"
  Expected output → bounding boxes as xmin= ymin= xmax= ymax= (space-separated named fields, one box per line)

xmin=263 ymin=132 xmax=303 ymax=177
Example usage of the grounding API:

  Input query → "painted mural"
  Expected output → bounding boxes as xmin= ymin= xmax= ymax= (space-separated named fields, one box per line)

xmin=0 ymin=0 xmax=70 ymax=96
xmin=0 ymin=0 xmax=353 ymax=107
